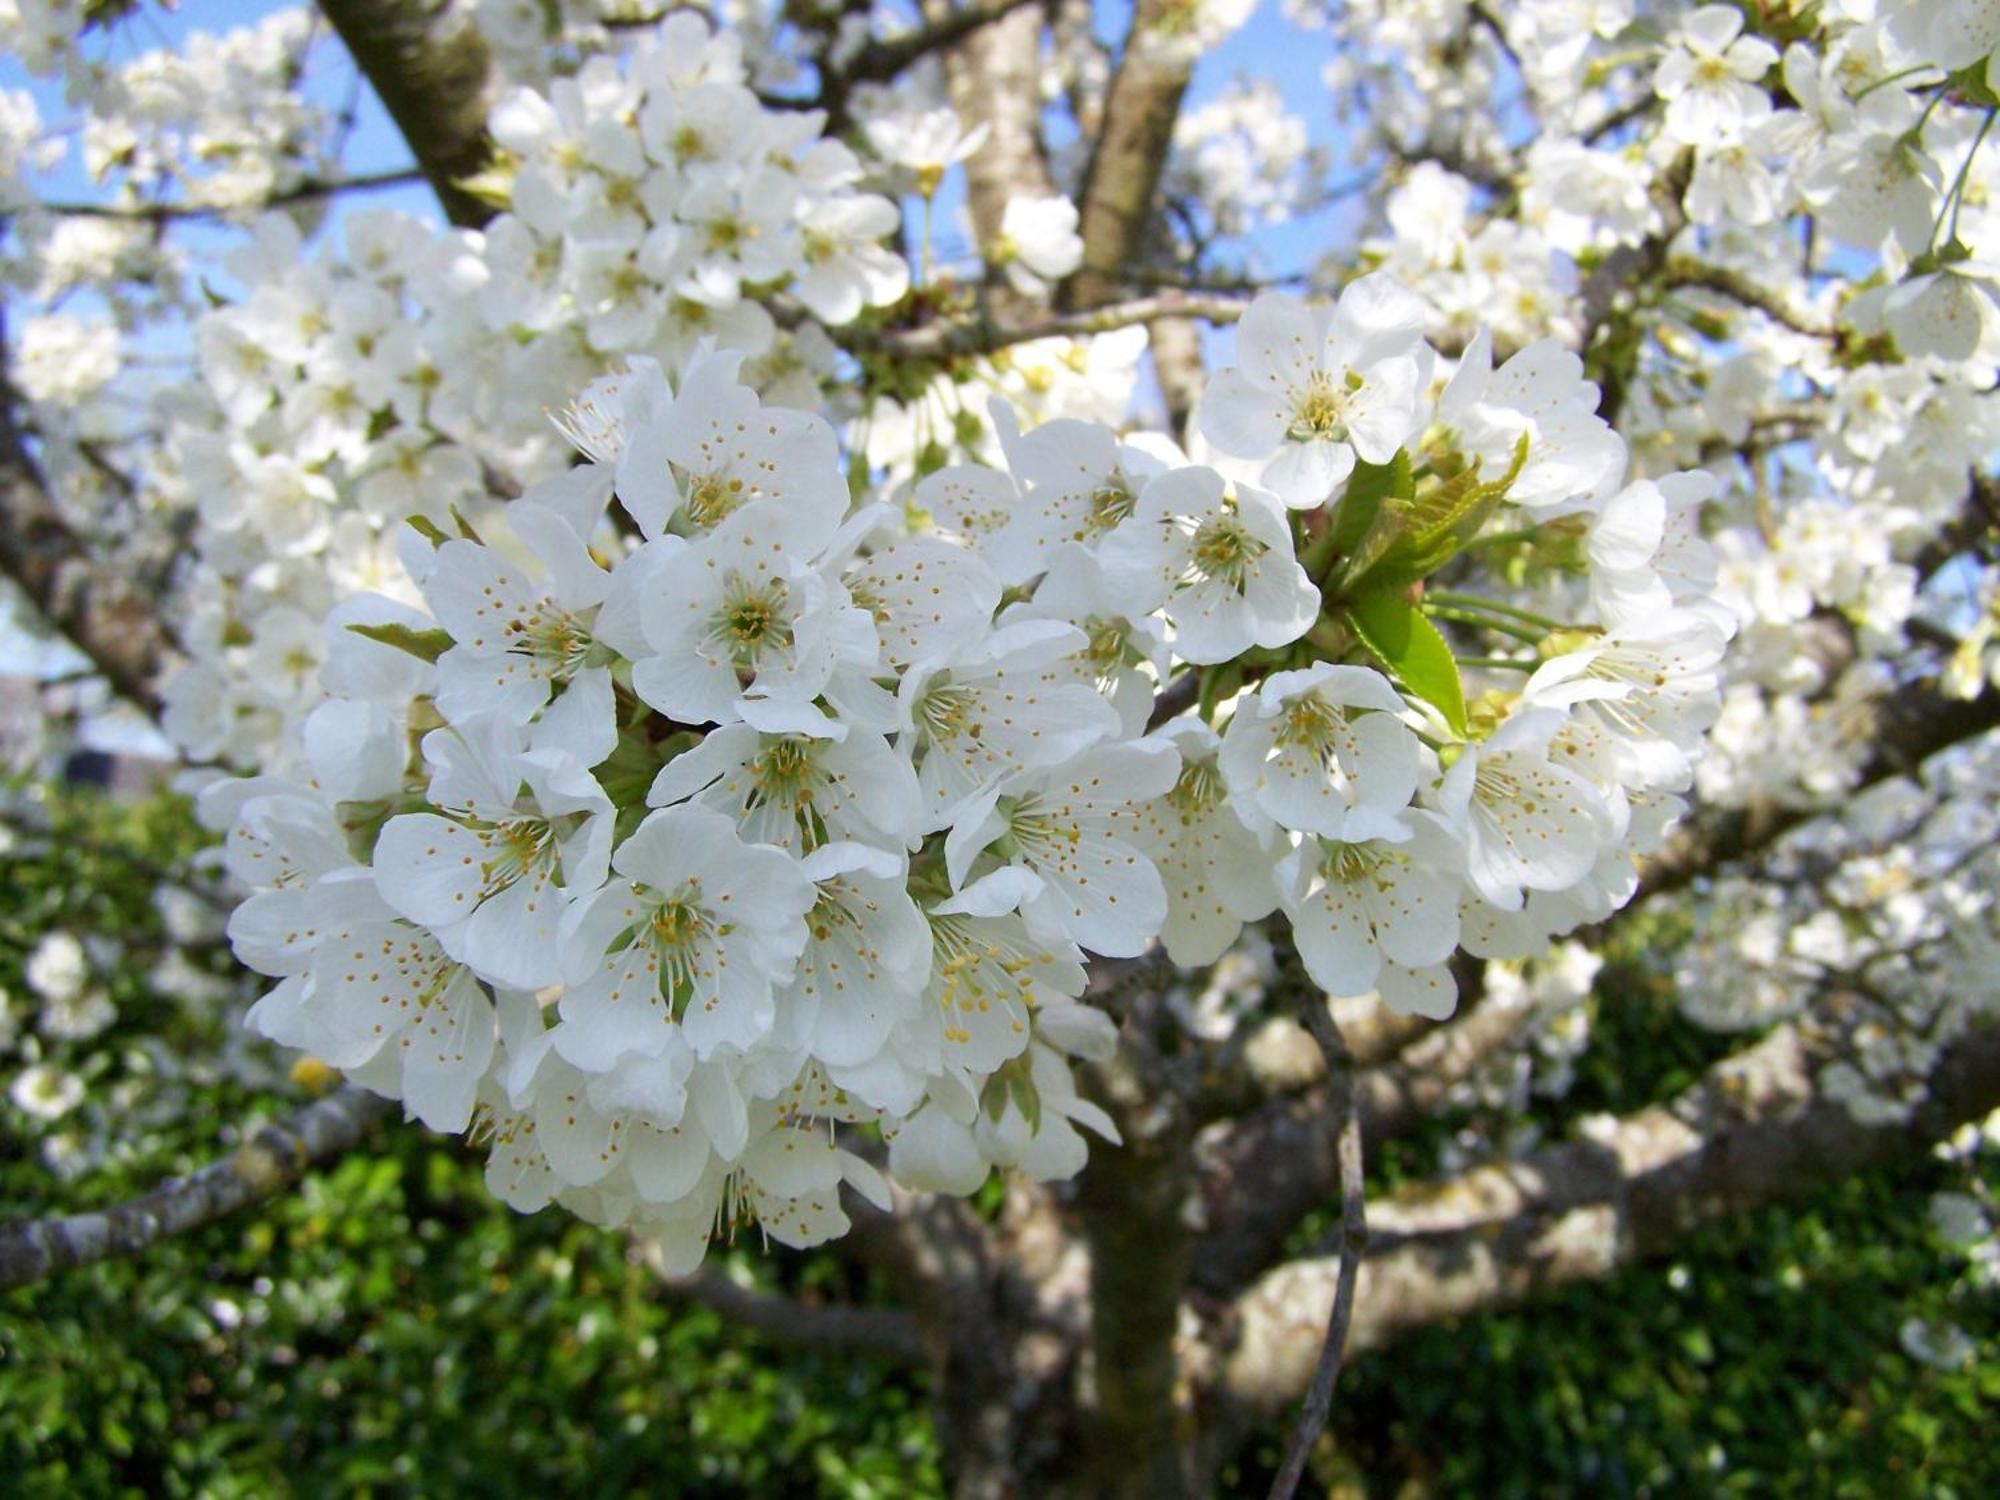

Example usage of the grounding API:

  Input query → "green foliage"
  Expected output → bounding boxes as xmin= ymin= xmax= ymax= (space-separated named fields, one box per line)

xmin=1334 ymin=437 xmax=1528 ymax=599
xmin=3 ymin=1143 xmax=940 ymax=1499
xmin=344 ymin=621 xmax=455 ymax=663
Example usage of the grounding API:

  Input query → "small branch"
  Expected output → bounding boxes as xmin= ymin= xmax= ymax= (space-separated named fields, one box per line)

xmin=1581 ymin=90 xmax=1655 ymax=146
xmin=647 ymin=1260 xmax=924 ymax=1361
xmin=833 ymin=0 xmax=1042 ymax=90
xmin=29 ymin=167 xmax=425 ymax=223
xmin=1146 ymin=667 xmax=1202 ymax=730
xmin=852 ymin=291 xmax=1250 ymax=361
xmin=1662 ymin=259 xmax=1832 ymax=339
xmin=0 ymin=1086 xmax=394 ymax=1292
xmin=1467 ymin=2 xmax=1524 ymax=80
xmin=1267 ymin=999 xmax=1367 ymax=1500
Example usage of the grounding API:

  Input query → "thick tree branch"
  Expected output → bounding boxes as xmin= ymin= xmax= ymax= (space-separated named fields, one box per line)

xmin=1068 ymin=0 xmax=1197 ymax=310
xmin=838 ymin=1191 xmax=1028 ymax=1494
xmin=647 ymin=1260 xmax=924 ymax=1361
xmin=1221 ymin=1017 xmax=2000 ymax=1415
xmin=0 ymin=1086 xmax=393 ymax=1292
xmin=1075 ymin=1023 xmax=1198 ymax=1500
xmin=934 ymin=0 xmax=1055 ymax=250
xmin=316 ymin=0 xmax=503 ymax=229
xmin=0 ymin=324 xmax=179 ymax=719
xmin=1191 ymin=978 xmax=1533 ymax=1295
xmin=1147 ymin=314 xmax=1206 ymax=441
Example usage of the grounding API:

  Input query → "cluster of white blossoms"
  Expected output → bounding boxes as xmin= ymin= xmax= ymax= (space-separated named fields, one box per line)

xmin=1673 ymin=731 xmax=2000 ymax=1124
xmin=147 ymin=13 xmax=930 ymax=769
xmin=212 ymin=267 xmax=1729 ymax=1264
xmin=1165 ymin=80 xmax=1326 ymax=243
xmin=1299 ymin=0 xmax=2000 ymax=819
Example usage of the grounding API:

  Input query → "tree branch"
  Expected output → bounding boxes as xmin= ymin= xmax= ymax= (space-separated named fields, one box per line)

xmin=0 ymin=316 xmax=179 ymax=719
xmin=1633 ymin=681 xmax=2000 ymax=907
xmin=646 ymin=1259 xmax=924 ymax=1361
xmin=316 ymin=0 xmax=503 ymax=229
xmin=29 ymin=167 xmax=426 ymax=223
xmin=0 ymin=1086 xmax=394 ymax=1292
xmin=1074 ymin=985 xmax=1199 ymax=1499
xmin=1662 ymin=259 xmax=1832 ymax=339
xmin=1067 ymin=0 xmax=1199 ymax=310
xmin=1220 ymin=1016 xmax=2000 ymax=1415
xmin=934 ymin=0 xmax=1055 ymax=251
xmin=1191 ymin=975 xmax=1533 ymax=1295
xmin=833 ymin=0 xmax=1044 ymax=92
xmin=850 ymin=291 xmax=1250 ymax=361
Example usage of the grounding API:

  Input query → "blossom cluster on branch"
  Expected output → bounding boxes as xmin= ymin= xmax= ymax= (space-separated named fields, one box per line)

xmin=209 ymin=249 xmax=1726 ymax=1262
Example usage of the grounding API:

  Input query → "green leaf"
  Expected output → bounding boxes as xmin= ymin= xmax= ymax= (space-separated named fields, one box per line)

xmin=1337 ymin=433 xmax=1531 ymax=597
xmin=1345 ymin=592 xmax=1467 ymax=736
xmin=406 ymin=515 xmax=452 ymax=549
xmin=1331 ymin=450 xmax=1413 ymax=554
xmin=345 ymin=621 xmax=454 ymax=663
xmin=1948 ymin=64 xmax=2000 ymax=111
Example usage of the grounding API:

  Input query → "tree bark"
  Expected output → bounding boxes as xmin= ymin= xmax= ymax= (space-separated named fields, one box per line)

xmin=316 ymin=0 xmax=504 ymax=230
xmin=1219 ymin=1018 xmax=2000 ymax=1418
xmin=936 ymin=0 xmax=1056 ymax=250
xmin=1067 ymin=0 xmax=1197 ymax=310
xmin=1074 ymin=1037 xmax=1197 ymax=1500
xmin=0 ymin=1086 xmax=392 ymax=1291
xmin=0 ymin=334 xmax=178 ymax=720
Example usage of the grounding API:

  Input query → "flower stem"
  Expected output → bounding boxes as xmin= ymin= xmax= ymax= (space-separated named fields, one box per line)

xmin=1425 ymin=605 xmax=1545 ymax=645
xmin=1426 ymin=591 xmax=1565 ymax=631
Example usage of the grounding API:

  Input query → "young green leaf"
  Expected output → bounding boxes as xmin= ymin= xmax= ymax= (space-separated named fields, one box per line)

xmin=1345 ymin=592 xmax=1468 ymax=737
xmin=345 ymin=621 xmax=454 ymax=663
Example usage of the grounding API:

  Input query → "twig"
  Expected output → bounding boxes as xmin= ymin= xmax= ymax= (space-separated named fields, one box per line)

xmin=1582 ymin=91 xmax=1655 ymax=146
xmin=1267 ymin=998 xmax=1368 ymax=1500
xmin=0 ymin=1086 xmax=394 ymax=1292
xmin=29 ymin=167 xmax=425 ymax=223
xmin=834 ymin=0 xmax=1042 ymax=89
xmin=647 ymin=1258 xmax=924 ymax=1361
xmin=1146 ymin=667 xmax=1202 ymax=730
xmin=849 ymin=291 xmax=1251 ymax=361
xmin=1662 ymin=259 xmax=1832 ymax=339
xmin=1468 ymin=2 xmax=1524 ymax=79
